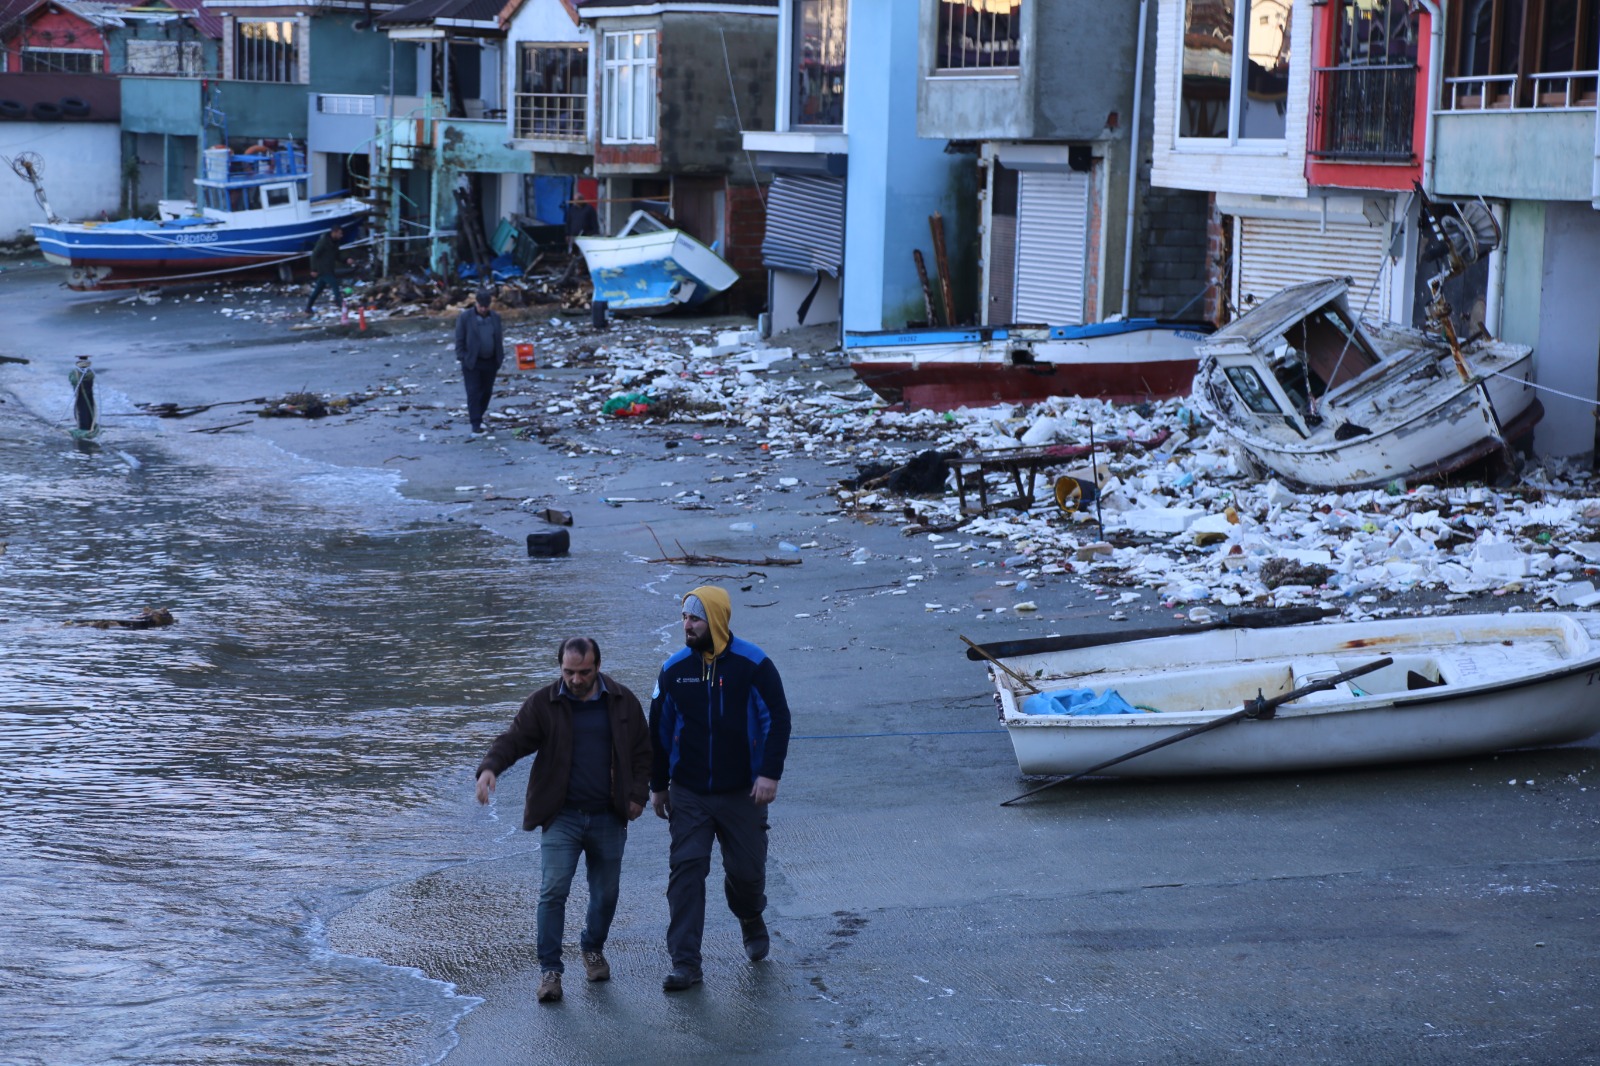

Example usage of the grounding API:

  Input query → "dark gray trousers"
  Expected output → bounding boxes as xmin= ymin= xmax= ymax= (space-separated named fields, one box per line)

xmin=665 ymin=785 xmax=768 ymax=971
xmin=459 ymin=361 xmax=498 ymax=429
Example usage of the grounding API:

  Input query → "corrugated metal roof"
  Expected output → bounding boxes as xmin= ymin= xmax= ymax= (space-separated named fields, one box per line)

xmin=378 ymin=0 xmax=503 ymax=26
xmin=131 ymin=0 xmax=222 ymax=40
xmin=0 ymin=0 xmax=44 ymax=27
xmin=577 ymin=0 xmax=776 ymax=8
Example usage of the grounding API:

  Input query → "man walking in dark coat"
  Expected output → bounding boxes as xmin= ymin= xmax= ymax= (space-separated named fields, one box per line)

xmin=454 ymin=289 xmax=504 ymax=436
xmin=303 ymin=225 xmax=346 ymax=315
xmin=476 ymin=637 xmax=652 ymax=1004
xmin=650 ymin=585 xmax=792 ymax=991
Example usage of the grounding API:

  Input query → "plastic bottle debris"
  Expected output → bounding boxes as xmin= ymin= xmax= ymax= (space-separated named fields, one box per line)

xmin=729 ymin=521 xmax=755 ymax=532
xmin=778 ymin=541 xmax=800 ymax=552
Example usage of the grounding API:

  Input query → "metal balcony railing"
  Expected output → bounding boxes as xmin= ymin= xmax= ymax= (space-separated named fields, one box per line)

xmin=513 ymin=92 xmax=587 ymax=141
xmin=1310 ymin=63 xmax=1416 ymax=162
xmin=1444 ymin=70 xmax=1598 ymax=112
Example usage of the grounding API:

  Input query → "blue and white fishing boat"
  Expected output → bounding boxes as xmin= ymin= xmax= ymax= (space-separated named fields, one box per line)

xmin=575 ymin=210 xmax=738 ymax=312
xmin=30 ymin=142 xmax=367 ymax=291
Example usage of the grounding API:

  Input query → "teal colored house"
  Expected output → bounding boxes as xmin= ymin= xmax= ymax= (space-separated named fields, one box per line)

xmin=116 ymin=0 xmax=413 ymax=215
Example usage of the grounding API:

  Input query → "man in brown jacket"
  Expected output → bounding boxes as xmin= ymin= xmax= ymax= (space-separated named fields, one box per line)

xmin=475 ymin=637 xmax=651 ymax=1004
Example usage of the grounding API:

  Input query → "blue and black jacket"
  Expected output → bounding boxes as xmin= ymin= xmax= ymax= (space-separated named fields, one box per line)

xmin=650 ymin=588 xmax=791 ymax=795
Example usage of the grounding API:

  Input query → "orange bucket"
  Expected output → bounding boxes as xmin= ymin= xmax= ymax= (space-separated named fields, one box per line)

xmin=514 ymin=342 xmax=536 ymax=370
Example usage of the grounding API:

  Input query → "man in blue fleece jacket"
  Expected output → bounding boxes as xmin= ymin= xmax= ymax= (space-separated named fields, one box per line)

xmin=650 ymin=585 xmax=791 ymax=991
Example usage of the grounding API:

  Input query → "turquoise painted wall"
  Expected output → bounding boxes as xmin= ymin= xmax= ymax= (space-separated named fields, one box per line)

xmin=311 ymin=16 xmax=409 ymax=95
xmin=842 ymin=0 xmax=969 ymax=332
xmin=1434 ymin=112 xmax=1593 ymax=202
xmin=207 ymin=81 xmax=310 ymax=139
xmin=121 ymin=77 xmax=203 ymax=134
xmin=1499 ymin=201 xmax=1544 ymax=354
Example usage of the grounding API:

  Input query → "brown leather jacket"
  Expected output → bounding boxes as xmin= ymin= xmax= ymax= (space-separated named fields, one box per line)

xmin=476 ymin=673 xmax=651 ymax=830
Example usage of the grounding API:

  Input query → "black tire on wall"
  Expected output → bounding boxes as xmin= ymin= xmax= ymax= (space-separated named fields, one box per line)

xmin=0 ymin=100 xmax=25 ymax=120
xmin=60 ymin=97 xmax=90 ymax=118
xmin=31 ymin=101 xmax=62 ymax=120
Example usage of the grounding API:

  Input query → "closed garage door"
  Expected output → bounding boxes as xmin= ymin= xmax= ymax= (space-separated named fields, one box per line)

xmin=1014 ymin=169 xmax=1089 ymax=325
xmin=1237 ymin=216 xmax=1391 ymax=320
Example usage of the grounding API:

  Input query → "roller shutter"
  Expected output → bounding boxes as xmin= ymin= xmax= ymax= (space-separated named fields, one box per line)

xmin=1237 ymin=216 xmax=1391 ymax=319
xmin=761 ymin=175 xmax=845 ymax=276
xmin=1013 ymin=170 xmax=1089 ymax=325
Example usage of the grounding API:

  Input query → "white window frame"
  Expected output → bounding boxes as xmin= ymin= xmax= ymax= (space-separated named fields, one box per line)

xmin=1176 ymin=0 xmax=1292 ymax=146
xmin=21 ymin=47 xmax=103 ymax=74
xmin=601 ymin=29 xmax=657 ymax=145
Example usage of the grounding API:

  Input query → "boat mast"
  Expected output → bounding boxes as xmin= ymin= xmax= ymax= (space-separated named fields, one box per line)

xmin=6 ymin=152 xmax=59 ymax=222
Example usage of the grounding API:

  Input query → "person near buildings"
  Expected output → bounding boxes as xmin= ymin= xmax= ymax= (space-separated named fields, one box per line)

xmin=475 ymin=637 xmax=652 ymax=1004
xmin=455 ymin=289 xmax=504 ymax=436
xmin=303 ymin=225 xmax=348 ymax=315
xmin=649 ymin=586 xmax=792 ymax=992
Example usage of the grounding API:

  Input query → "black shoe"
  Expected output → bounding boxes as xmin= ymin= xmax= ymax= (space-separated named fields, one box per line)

xmin=740 ymin=916 xmax=770 ymax=962
xmin=662 ymin=966 xmax=702 ymax=992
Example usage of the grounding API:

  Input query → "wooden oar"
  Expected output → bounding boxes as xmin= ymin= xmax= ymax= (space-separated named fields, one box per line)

xmin=966 ymin=605 xmax=1331 ymax=662
xmin=960 ymin=634 xmax=1041 ymax=694
xmin=999 ymin=656 xmax=1393 ymax=806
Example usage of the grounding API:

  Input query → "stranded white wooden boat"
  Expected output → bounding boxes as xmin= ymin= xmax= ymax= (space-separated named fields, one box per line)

xmin=575 ymin=210 xmax=738 ymax=312
xmin=1190 ymin=278 xmax=1542 ymax=490
xmin=982 ymin=613 xmax=1600 ymax=778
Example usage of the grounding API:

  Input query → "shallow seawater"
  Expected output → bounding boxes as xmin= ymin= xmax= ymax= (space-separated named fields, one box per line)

xmin=0 ymin=407 xmax=646 ymax=1065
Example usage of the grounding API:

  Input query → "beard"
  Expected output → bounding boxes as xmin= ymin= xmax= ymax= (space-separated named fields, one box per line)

xmin=685 ymin=629 xmax=714 ymax=654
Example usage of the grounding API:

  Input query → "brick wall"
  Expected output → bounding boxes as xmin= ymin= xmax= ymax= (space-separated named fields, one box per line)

xmin=594 ymin=142 xmax=663 ymax=171
xmin=1085 ymin=163 xmax=1102 ymax=322
xmin=723 ymin=180 xmax=767 ymax=314
xmin=1204 ymin=195 xmax=1227 ymax=324
xmin=1134 ymin=183 xmax=1215 ymax=323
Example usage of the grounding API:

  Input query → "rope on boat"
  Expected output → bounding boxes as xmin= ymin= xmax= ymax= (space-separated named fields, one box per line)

xmin=1483 ymin=367 xmax=1600 ymax=411
xmin=72 ymin=236 xmax=378 ymax=288
xmin=793 ymin=729 xmax=1007 ymax=740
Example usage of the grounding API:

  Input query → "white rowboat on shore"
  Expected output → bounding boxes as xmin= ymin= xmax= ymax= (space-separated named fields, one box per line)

xmin=982 ymin=613 xmax=1600 ymax=778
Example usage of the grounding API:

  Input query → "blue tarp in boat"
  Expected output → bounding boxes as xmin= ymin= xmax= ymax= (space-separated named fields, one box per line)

xmin=1021 ymin=688 xmax=1145 ymax=716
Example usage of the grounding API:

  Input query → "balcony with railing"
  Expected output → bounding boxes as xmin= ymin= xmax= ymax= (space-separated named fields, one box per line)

xmin=1432 ymin=66 xmax=1598 ymax=202
xmin=1443 ymin=69 xmax=1599 ymax=112
xmin=1309 ymin=63 xmax=1416 ymax=163
xmin=512 ymin=91 xmax=587 ymax=149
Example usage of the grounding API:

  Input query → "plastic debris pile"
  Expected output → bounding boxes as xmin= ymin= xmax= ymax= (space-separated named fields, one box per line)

xmin=498 ymin=322 xmax=1600 ymax=624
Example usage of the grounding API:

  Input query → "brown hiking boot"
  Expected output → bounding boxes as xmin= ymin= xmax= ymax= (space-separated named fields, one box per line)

xmin=582 ymin=950 xmax=611 ymax=982
xmin=536 ymin=971 xmax=562 ymax=1003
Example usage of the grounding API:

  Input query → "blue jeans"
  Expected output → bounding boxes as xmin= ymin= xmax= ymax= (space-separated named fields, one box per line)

xmin=305 ymin=272 xmax=339 ymax=312
xmin=538 ymin=809 xmax=627 ymax=973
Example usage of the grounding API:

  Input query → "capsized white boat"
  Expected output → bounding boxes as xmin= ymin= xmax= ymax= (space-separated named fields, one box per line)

xmin=575 ymin=210 xmax=738 ymax=312
xmin=978 ymin=612 xmax=1600 ymax=778
xmin=1189 ymin=278 xmax=1542 ymax=490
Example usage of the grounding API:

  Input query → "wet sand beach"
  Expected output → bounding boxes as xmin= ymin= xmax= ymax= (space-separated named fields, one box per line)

xmin=3 ymin=262 xmax=1598 ymax=1065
